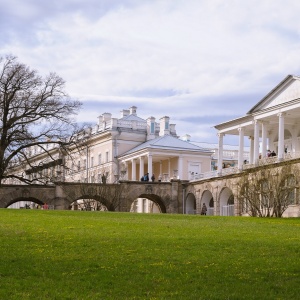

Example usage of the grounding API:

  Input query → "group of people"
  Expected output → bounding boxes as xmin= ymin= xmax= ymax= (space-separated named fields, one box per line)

xmin=141 ymin=173 xmax=155 ymax=182
xmin=267 ymin=150 xmax=277 ymax=157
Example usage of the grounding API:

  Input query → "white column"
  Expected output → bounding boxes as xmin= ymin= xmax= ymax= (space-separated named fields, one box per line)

xmin=261 ymin=122 xmax=267 ymax=158
xmin=238 ymin=127 xmax=244 ymax=170
xmin=148 ymin=154 xmax=153 ymax=177
xmin=291 ymin=126 xmax=297 ymax=153
xmin=159 ymin=160 xmax=162 ymax=176
xmin=139 ymin=156 xmax=144 ymax=180
xmin=137 ymin=198 xmax=143 ymax=213
xmin=253 ymin=120 xmax=260 ymax=164
xmin=249 ymin=137 xmax=254 ymax=164
xmin=178 ymin=155 xmax=183 ymax=179
xmin=278 ymin=113 xmax=285 ymax=160
xmin=131 ymin=159 xmax=136 ymax=181
xmin=217 ymin=133 xmax=224 ymax=175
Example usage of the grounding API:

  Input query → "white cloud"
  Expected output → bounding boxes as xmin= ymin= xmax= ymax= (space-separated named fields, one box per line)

xmin=1 ymin=0 xmax=300 ymax=143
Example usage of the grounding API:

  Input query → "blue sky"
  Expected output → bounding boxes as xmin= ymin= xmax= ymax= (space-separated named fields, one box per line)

xmin=1 ymin=0 xmax=300 ymax=145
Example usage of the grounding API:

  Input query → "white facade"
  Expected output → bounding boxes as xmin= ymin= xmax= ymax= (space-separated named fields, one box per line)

xmin=7 ymin=106 xmax=213 ymax=185
xmin=213 ymin=75 xmax=300 ymax=175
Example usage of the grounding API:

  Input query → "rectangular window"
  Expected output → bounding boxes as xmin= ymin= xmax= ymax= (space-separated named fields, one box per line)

xmin=77 ymin=161 xmax=80 ymax=171
xmin=106 ymin=151 xmax=109 ymax=163
xmin=91 ymin=157 xmax=94 ymax=168
xmin=151 ymin=122 xmax=155 ymax=133
xmin=98 ymin=154 xmax=102 ymax=165
xmin=83 ymin=159 xmax=86 ymax=170
xmin=165 ymin=121 xmax=169 ymax=130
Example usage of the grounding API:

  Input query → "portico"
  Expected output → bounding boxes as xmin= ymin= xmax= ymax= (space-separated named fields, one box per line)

xmin=118 ymin=134 xmax=213 ymax=181
xmin=215 ymin=75 xmax=300 ymax=174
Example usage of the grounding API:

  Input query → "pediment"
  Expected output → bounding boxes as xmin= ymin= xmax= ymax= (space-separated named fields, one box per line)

xmin=248 ymin=75 xmax=300 ymax=114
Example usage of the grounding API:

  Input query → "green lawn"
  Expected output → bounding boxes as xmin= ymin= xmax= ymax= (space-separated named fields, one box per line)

xmin=0 ymin=210 xmax=299 ymax=299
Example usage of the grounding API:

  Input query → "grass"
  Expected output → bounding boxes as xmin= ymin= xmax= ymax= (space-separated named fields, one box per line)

xmin=0 ymin=210 xmax=299 ymax=299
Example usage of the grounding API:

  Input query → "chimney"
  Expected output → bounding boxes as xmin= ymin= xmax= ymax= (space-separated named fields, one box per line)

xmin=102 ymin=113 xmax=112 ymax=122
xmin=129 ymin=106 xmax=137 ymax=116
xmin=121 ymin=109 xmax=130 ymax=118
xmin=147 ymin=117 xmax=156 ymax=140
xmin=159 ymin=116 xmax=170 ymax=136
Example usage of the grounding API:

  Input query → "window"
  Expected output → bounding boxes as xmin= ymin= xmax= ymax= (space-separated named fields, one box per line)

xmin=165 ymin=121 xmax=169 ymax=130
xmin=151 ymin=122 xmax=155 ymax=134
xmin=91 ymin=157 xmax=94 ymax=168
xmin=105 ymin=151 xmax=109 ymax=163
xmin=83 ymin=159 xmax=86 ymax=170
xmin=98 ymin=154 xmax=102 ymax=165
xmin=77 ymin=161 xmax=80 ymax=171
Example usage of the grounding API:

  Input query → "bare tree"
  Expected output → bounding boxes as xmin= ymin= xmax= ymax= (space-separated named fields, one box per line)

xmin=0 ymin=55 xmax=82 ymax=185
xmin=237 ymin=163 xmax=300 ymax=217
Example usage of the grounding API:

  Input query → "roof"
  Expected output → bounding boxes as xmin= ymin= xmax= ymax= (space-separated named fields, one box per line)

xmin=119 ymin=114 xmax=146 ymax=122
xmin=247 ymin=75 xmax=300 ymax=114
xmin=121 ymin=135 xmax=213 ymax=156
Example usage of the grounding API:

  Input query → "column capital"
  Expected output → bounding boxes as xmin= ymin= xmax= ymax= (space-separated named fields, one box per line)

xmin=277 ymin=112 xmax=286 ymax=117
xmin=238 ymin=126 xmax=244 ymax=132
xmin=252 ymin=119 xmax=260 ymax=125
xmin=217 ymin=132 xmax=224 ymax=138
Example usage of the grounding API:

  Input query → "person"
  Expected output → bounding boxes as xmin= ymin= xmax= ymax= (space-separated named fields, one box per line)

xmin=201 ymin=203 xmax=207 ymax=215
xmin=271 ymin=150 xmax=276 ymax=157
xmin=151 ymin=174 xmax=155 ymax=182
xmin=144 ymin=173 xmax=149 ymax=181
xmin=43 ymin=203 xmax=48 ymax=210
xmin=267 ymin=150 xmax=271 ymax=157
xmin=141 ymin=176 xmax=144 ymax=181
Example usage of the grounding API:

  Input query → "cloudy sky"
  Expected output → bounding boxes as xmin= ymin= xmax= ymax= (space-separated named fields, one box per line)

xmin=1 ymin=0 xmax=300 ymax=145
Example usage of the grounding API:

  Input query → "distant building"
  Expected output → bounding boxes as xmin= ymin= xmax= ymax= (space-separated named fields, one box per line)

xmin=6 ymin=106 xmax=213 ymax=184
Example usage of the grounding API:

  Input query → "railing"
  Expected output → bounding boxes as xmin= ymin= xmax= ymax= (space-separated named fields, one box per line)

xmin=222 ymin=205 xmax=234 ymax=216
xmin=193 ymin=151 xmax=300 ymax=181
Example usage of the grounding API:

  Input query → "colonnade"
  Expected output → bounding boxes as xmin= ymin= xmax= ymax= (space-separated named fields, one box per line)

xmin=122 ymin=153 xmax=184 ymax=181
xmin=217 ymin=112 xmax=295 ymax=174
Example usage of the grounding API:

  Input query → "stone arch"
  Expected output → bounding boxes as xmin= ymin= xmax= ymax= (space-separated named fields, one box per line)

xmin=219 ymin=186 xmax=234 ymax=216
xmin=201 ymin=190 xmax=214 ymax=215
xmin=5 ymin=196 xmax=44 ymax=208
xmin=132 ymin=193 xmax=167 ymax=213
xmin=185 ymin=192 xmax=196 ymax=214
xmin=125 ymin=183 xmax=171 ymax=213
xmin=70 ymin=194 xmax=111 ymax=211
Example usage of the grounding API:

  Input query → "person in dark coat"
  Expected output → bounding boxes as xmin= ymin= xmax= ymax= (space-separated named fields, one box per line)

xmin=201 ymin=203 xmax=207 ymax=215
xmin=151 ymin=174 xmax=155 ymax=182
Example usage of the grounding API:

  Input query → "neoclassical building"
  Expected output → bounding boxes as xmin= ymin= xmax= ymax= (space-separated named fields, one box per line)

xmin=7 ymin=106 xmax=214 ymax=185
xmin=213 ymin=74 xmax=300 ymax=175
xmin=191 ymin=75 xmax=300 ymax=217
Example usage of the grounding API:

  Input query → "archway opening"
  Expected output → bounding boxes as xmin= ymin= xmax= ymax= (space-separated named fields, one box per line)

xmin=70 ymin=195 xmax=109 ymax=211
xmin=6 ymin=197 xmax=45 ymax=209
xmin=130 ymin=194 xmax=166 ymax=213
xmin=185 ymin=193 xmax=196 ymax=214
xmin=219 ymin=187 xmax=234 ymax=216
xmin=201 ymin=190 xmax=214 ymax=216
